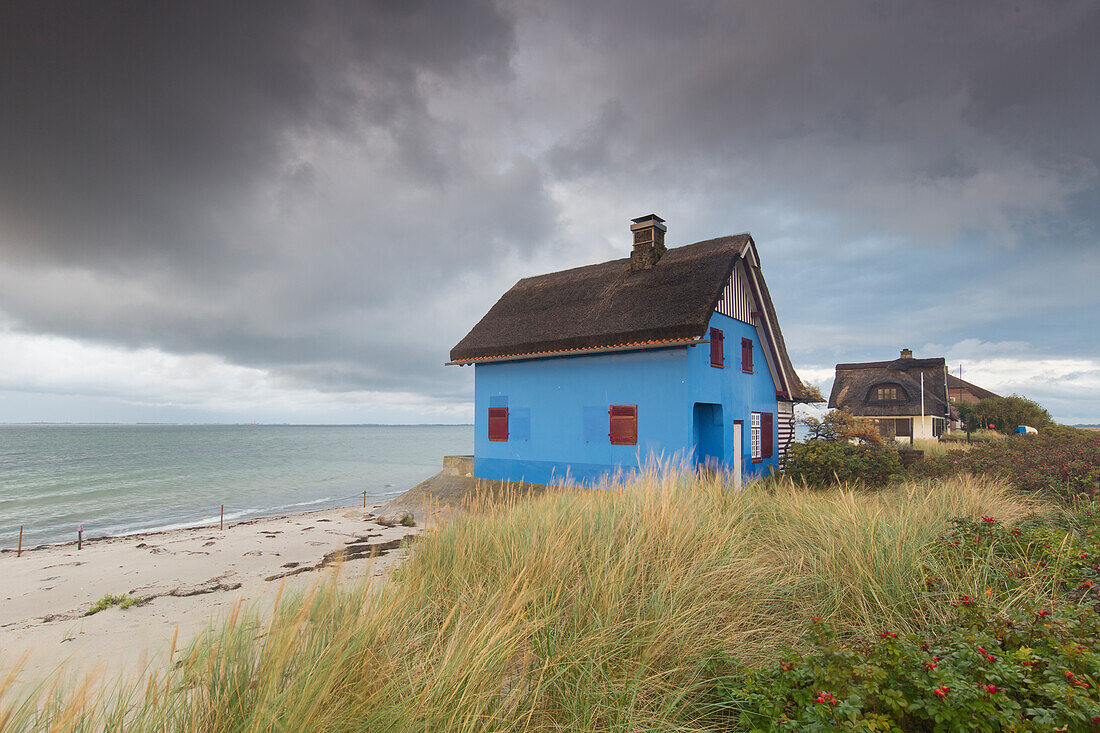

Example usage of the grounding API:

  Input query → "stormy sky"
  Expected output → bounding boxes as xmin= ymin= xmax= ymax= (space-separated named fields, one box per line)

xmin=0 ymin=1 xmax=1097 ymax=424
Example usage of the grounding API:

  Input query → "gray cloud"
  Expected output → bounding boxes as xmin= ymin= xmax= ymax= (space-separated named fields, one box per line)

xmin=0 ymin=1 xmax=1098 ymax=420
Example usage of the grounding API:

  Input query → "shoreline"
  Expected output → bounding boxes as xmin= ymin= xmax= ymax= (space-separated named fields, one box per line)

xmin=0 ymin=488 xmax=411 ymax=550
xmin=0 ymin=501 xmax=420 ymax=693
xmin=1 ymin=500 xmax=383 ymax=555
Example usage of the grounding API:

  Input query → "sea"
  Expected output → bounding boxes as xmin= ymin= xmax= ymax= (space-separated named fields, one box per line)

xmin=0 ymin=424 xmax=473 ymax=550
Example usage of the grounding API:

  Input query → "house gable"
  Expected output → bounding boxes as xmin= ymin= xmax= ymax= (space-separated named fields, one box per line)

xmin=946 ymin=373 xmax=1000 ymax=403
xmin=829 ymin=352 xmax=950 ymax=418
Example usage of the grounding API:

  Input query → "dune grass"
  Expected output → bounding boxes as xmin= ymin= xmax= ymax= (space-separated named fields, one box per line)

xmin=904 ymin=437 xmax=971 ymax=457
xmin=3 ymin=470 xmax=1057 ymax=731
xmin=83 ymin=594 xmax=138 ymax=616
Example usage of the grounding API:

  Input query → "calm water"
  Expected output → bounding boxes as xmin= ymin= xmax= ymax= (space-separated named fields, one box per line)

xmin=0 ymin=424 xmax=472 ymax=549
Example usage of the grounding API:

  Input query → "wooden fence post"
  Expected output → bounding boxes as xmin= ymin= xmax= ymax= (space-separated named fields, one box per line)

xmin=17 ymin=526 xmax=22 ymax=557
xmin=78 ymin=524 xmax=83 ymax=551
xmin=220 ymin=504 xmax=224 ymax=531
xmin=363 ymin=491 xmax=366 ymax=509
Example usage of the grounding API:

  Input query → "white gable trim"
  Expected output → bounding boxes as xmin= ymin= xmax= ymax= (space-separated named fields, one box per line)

xmin=754 ymin=316 xmax=785 ymax=396
xmin=714 ymin=256 xmax=789 ymax=398
xmin=715 ymin=262 xmax=753 ymax=324
xmin=740 ymin=245 xmax=792 ymax=398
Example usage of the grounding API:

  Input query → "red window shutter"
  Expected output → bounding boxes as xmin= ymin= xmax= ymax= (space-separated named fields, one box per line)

xmin=762 ymin=412 xmax=774 ymax=458
xmin=742 ymin=338 xmax=754 ymax=373
xmin=710 ymin=328 xmax=724 ymax=367
xmin=609 ymin=405 xmax=638 ymax=445
xmin=488 ymin=407 xmax=509 ymax=441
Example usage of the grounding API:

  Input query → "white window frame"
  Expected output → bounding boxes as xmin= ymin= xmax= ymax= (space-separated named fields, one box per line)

xmin=751 ymin=412 xmax=761 ymax=461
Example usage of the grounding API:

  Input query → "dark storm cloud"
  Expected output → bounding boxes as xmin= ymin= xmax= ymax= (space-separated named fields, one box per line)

xmin=0 ymin=0 xmax=1097 ymax=417
xmin=543 ymin=1 xmax=1099 ymax=240
xmin=0 ymin=0 xmax=560 ymax=397
xmin=0 ymin=0 xmax=515 ymax=264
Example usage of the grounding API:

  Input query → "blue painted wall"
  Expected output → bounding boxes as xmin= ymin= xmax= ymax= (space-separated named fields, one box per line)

xmin=687 ymin=312 xmax=781 ymax=479
xmin=472 ymin=311 xmax=780 ymax=485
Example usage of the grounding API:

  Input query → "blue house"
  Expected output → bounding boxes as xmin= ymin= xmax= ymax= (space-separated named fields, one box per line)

xmin=449 ymin=215 xmax=817 ymax=486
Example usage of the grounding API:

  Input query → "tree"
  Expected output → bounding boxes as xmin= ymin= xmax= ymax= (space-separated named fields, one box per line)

xmin=801 ymin=408 xmax=883 ymax=446
xmin=800 ymin=383 xmax=826 ymax=403
xmin=954 ymin=394 xmax=1053 ymax=433
xmin=788 ymin=409 xmax=902 ymax=486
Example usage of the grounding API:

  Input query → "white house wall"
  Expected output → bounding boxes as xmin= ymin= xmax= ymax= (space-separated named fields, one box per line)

xmin=882 ymin=415 xmax=944 ymax=441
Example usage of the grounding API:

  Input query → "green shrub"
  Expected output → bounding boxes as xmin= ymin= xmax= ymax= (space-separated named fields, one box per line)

xmin=956 ymin=394 xmax=1054 ymax=433
xmin=912 ymin=426 xmax=1100 ymax=501
xmin=702 ymin=607 xmax=1100 ymax=731
xmin=785 ymin=440 xmax=903 ymax=487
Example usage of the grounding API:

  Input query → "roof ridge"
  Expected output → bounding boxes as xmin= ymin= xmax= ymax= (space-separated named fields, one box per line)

xmin=836 ymin=358 xmax=946 ymax=370
xmin=513 ymin=234 xmax=751 ymax=284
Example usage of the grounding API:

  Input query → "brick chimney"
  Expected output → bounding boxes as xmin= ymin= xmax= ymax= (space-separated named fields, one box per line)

xmin=900 ymin=348 xmax=913 ymax=359
xmin=629 ymin=214 xmax=666 ymax=271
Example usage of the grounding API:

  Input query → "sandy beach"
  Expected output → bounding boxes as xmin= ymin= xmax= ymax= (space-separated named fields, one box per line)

xmin=0 ymin=503 xmax=419 ymax=694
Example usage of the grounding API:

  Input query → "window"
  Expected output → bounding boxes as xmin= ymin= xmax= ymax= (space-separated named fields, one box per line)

xmin=751 ymin=412 xmax=761 ymax=460
xmin=710 ymin=328 xmax=724 ymax=368
xmin=874 ymin=385 xmax=899 ymax=401
xmin=488 ymin=407 xmax=509 ymax=441
xmin=895 ymin=418 xmax=912 ymax=438
xmin=742 ymin=338 xmax=754 ymax=373
xmin=762 ymin=412 xmax=774 ymax=459
xmin=609 ymin=404 xmax=637 ymax=445
xmin=869 ymin=383 xmax=906 ymax=403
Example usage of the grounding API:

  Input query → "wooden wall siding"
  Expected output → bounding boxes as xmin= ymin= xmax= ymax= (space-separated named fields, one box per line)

xmin=777 ymin=401 xmax=795 ymax=469
xmin=715 ymin=264 xmax=754 ymax=324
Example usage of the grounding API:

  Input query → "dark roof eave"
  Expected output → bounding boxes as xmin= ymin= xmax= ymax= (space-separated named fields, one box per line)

xmin=447 ymin=336 xmax=704 ymax=365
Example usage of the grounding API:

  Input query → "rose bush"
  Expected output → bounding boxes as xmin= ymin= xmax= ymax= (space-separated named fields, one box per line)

xmin=696 ymin=500 xmax=1100 ymax=730
xmin=702 ymin=607 xmax=1100 ymax=731
xmin=912 ymin=427 xmax=1100 ymax=501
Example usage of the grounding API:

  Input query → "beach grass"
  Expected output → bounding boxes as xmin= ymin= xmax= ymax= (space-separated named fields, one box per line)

xmin=83 ymin=594 xmax=137 ymax=616
xmin=903 ymin=437 xmax=972 ymax=457
xmin=5 ymin=468 xmax=1055 ymax=731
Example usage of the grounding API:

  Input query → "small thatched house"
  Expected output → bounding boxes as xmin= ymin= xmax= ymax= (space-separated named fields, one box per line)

xmin=449 ymin=214 xmax=818 ymax=486
xmin=828 ymin=349 xmax=951 ymax=440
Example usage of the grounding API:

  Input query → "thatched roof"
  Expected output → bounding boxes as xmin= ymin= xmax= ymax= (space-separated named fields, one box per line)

xmin=828 ymin=355 xmax=950 ymax=417
xmin=450 ymin=234 xmax=818 ymax=402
